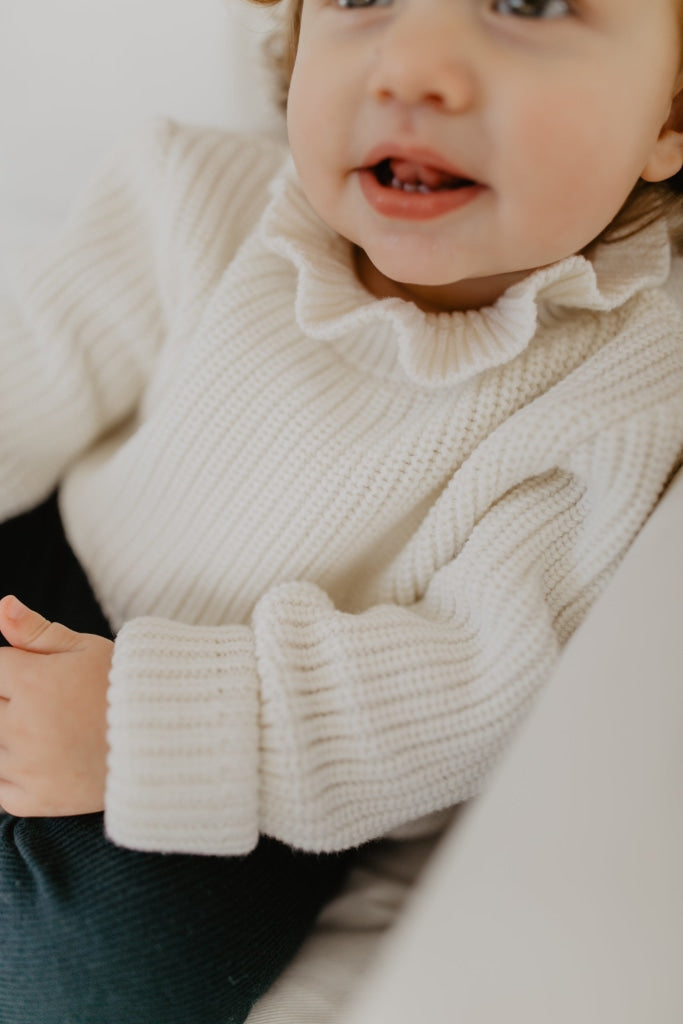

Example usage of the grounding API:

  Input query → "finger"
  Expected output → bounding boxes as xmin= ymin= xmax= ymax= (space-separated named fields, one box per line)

xmin=0 ymin=779 xmax=27 ymax=818
xmin=0 ymin=645 xmax=22 ymax=699
xmin=0 ymin=595 xmax=81 ymax=654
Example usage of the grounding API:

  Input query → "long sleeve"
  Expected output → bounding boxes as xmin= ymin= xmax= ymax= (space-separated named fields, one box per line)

xmin=106 ymin=318 xmax=683 ymax=854
xmin=0 ymin=120 xmax=173 ymax=518
xmin=0 ymin=120 xmax=286 ymax=520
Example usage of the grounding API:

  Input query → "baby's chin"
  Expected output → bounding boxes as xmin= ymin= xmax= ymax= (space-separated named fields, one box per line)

xmin=354 ymin=247 xmax=535 ymax=313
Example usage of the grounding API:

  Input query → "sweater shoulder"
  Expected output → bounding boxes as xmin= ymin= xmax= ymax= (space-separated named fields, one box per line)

xmin=150 ymin=118 xmax=289 ymax=253
xmin=97 ymin=118 xmax=290 ymax=312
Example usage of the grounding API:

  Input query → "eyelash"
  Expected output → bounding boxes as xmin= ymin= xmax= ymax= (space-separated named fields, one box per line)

xmin=491 ymin=0 xmax=572 ymax=17
xmin=335 ymin=0 xmax=573 ymax=16
xmin=335 ymin=0 xmax=391 ymax=7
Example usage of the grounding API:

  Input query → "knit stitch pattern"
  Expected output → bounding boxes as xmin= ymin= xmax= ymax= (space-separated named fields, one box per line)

xmin=1 ymin=120 xmax=682 ymax=854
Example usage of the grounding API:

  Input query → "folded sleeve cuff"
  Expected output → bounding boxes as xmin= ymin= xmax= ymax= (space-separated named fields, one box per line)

xmin=105 ymin=616 xmax=260 ymax=855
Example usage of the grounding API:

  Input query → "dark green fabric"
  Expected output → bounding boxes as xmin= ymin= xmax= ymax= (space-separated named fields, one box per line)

xmin=0 ymin=496 xmax=351 ymax=1023
xmin=0 ymin=813 xmax=349 ymax=1024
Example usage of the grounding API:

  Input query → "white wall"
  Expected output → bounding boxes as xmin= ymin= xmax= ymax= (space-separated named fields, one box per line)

xmin=0 ymin=0 xmax=281 ymax=256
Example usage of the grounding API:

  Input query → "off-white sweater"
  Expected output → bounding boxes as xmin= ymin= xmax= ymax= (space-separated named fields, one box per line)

xmin=1 ymin=120 xmax=682 ymax=855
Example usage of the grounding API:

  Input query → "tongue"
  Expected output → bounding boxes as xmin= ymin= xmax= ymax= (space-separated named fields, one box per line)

xmin=389 ymin=159 xmax=459 ymax=190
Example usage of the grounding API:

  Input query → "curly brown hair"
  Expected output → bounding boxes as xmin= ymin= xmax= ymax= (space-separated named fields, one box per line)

xmin=249 ymin=0 xmax=683 ymax=250
xmin=250 ymin=0 xmax=300 ymax=112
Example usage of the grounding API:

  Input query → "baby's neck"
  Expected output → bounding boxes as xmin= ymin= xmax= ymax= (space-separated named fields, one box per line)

xmin=353 ymin=247 xmax=535 ymax=313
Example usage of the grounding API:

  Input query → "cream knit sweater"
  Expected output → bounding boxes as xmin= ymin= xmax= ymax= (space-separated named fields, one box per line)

xmin=1 ymin=120 xmax=682 ymax=855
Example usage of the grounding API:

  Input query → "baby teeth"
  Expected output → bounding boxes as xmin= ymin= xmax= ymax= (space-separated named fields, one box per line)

xmin=391 ymin=176 xmax=433 ymax=194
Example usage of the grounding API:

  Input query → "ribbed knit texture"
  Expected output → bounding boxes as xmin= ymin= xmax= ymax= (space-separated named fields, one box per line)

xmin=1 ymin=119 xmax=682 ymax=854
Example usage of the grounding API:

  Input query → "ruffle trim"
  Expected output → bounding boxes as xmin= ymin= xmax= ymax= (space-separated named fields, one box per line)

xmin=261 ymin=159 xmax=672 ymax=388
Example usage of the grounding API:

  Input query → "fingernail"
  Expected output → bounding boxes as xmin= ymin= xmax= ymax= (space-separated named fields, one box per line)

xmin=5 ymin=596 xmax=28 ymax=622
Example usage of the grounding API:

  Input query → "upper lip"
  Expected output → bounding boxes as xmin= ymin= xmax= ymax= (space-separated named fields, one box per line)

xmin=358 ymin=142 xmax=476 ymax=182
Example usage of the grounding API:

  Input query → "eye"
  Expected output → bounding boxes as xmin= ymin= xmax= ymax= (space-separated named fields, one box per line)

xmin=492 ymin=0 xmax=572 ymax=17
xmin=335 ymin=0 xmax=393 ymax=7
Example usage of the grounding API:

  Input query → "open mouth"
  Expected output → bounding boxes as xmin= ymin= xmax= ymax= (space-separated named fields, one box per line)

xmin=371 ymin=157 xmax=477 ymax=194
xmin=357 ymin=149 xmax=484 ymax=220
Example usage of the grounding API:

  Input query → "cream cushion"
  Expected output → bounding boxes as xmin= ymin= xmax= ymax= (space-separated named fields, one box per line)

xmin=342 ymin=464 xmax=683 ymax=1024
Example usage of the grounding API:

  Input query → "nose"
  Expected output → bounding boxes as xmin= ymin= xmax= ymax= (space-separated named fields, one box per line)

xmin=367 ymin=7 xmax=477 ymax=113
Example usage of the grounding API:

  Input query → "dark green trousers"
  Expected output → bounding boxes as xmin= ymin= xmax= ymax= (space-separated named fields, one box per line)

xmin=0 ymin=496 xmax=350 ymax=1024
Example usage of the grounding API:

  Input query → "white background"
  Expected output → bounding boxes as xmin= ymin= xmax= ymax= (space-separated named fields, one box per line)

xmin=0 ymin=0 xmax=281 ymax=259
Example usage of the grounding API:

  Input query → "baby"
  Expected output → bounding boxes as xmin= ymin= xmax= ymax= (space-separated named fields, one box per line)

xmin=1 ymin=0 xmax=682 ymax=1021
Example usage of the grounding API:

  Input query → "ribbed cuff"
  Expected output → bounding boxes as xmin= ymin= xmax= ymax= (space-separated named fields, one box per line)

xmin=105 ymin=616 xmax=260 ymax=855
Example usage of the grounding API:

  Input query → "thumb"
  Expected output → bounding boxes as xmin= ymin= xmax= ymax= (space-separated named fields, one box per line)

xmin=0 ymin=595 xmax=80 ymax=653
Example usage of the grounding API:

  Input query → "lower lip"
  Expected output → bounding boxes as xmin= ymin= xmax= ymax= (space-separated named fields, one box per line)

xmin=357 ymin=169 xmax=485 ymax=221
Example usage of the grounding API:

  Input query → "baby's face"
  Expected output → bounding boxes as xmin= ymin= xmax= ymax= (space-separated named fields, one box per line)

xmin=287 ymin=0 xmax=683 ymax=311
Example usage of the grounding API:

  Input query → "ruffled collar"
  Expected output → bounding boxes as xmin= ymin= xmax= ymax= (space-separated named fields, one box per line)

xmin=260 ymin=157 xmax=672 ymax=388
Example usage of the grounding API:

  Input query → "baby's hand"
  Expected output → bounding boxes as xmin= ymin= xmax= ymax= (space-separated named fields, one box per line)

xmin=0 ymin=595 xmax=112 ymax=818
